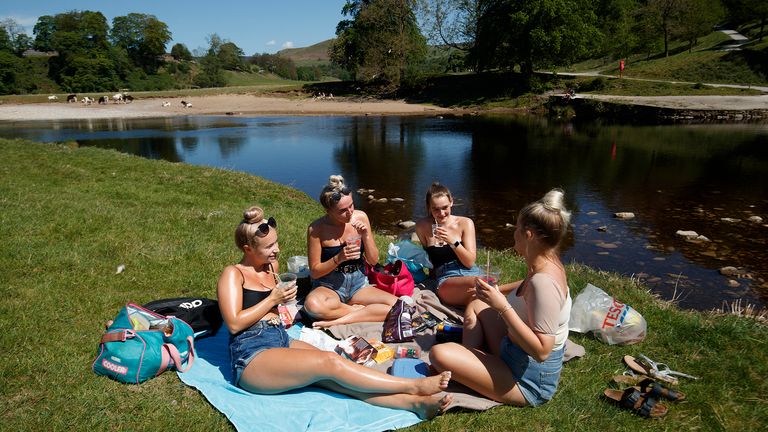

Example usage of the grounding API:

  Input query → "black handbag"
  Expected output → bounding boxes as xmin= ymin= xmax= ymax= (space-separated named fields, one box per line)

xmin=143 ymin=297 xmax=223 ymax=337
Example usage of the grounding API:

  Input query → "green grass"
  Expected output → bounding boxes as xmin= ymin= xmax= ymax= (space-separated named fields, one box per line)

xmin=566 ymin=31 xmax=768 ymax=87
xmin=563 ymin=75 xmax=764 ymax=96
xmin=1 ymin=139 xmax=767 ymax=431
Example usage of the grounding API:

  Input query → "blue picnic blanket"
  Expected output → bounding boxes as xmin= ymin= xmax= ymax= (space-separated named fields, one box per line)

xmin=177 ymin=323 xmax=422 ymax=432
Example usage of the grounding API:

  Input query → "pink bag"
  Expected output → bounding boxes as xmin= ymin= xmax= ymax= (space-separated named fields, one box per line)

xmin=366 ymin=260 xmax=415 ymax=297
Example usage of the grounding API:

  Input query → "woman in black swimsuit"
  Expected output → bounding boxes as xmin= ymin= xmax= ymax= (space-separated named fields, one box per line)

xmin=415 ymin=182 xmax=481 ymax=306
xmin=217 ymin=205 xmax=452 ymax=418
xmin=304 ymin=175 xmax=399 ymax=327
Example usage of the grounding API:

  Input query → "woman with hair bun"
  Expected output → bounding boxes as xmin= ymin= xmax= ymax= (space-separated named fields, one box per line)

xmin=217 ymin=205 xmax=453 ymax=418
xmin=429 ymin=189 xmax=572 ymax=407
xmin=304 ymin=175 xmax=398 ymax=328
xmin=415 ymin=182 xmax=481 ymax=306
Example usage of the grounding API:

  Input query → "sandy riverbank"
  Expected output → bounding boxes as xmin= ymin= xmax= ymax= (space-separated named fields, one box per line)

xmin=1 ymin=92 xmax=766 ymax=121
xmin=0 ymin=94 xmax=453 ymax=121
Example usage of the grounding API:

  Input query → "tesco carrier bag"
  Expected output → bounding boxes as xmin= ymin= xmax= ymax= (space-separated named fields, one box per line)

xmin=569 ymin=284 xmax=647 ymax=345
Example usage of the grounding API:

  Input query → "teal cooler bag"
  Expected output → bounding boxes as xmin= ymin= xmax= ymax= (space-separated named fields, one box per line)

xmin=93 ymin=303 xmax=196 ymax=384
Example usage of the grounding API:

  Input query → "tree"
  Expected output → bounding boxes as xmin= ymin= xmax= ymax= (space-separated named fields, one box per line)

xmin=330 ymin=0 xmax=427 ymax=87
xmin=416 ymin=0 xmax=482 ymax=52
xmin=33 ymin=15 xmax=56 ymax=51
xmin=110 ymin=13 xmax=172 ymax=72
xmin=170 ymin=43 xmax=192 ymax=61
xmin=193 ymin=33 xmax=227 ymax=88
xmin=217 ymin=42 xmax=245 ymax=71
xmin=675 ymin=0 xmax=724 ymax=52
xmin=723 ymin=0 xmax=768 ymax=41
xmin=471 ymin=0 xmax=601 ymax=76
xmin=0 ymin=26 xmax=10 ymax=52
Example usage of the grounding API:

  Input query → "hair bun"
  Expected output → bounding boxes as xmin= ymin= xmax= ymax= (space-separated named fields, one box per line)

xmin=541 ymin=189 xmax=571 ymax=225
xmin=243 ymin=206 xmax=265 ymax=224
xmin=328 ymin=174 xmax=345 ymax=190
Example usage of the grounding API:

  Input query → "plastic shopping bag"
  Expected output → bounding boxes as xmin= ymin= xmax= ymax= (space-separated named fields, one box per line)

xmin=386 ymin=241 xmax=432 ymax=283
xmin=569 ymin=283 xmax=647 ymax=345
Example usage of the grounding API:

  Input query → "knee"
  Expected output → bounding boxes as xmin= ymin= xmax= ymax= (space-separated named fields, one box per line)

xmin=429 ymin=342 xmax=459 ymax=371
xmin=302 ymin=294 xmax=333 ymax=318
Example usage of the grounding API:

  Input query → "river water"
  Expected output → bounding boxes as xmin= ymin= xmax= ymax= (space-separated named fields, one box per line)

xmin=2 ymin=114 xmax=766 ymax=311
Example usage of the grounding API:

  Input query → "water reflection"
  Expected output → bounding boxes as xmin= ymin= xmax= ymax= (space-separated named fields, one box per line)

xmin=1 ymin=115 xmax=766 ymax=311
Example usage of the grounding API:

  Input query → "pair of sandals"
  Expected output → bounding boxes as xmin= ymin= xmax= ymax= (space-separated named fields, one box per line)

xmin=604 ymin=355 xmax=698 ymax=418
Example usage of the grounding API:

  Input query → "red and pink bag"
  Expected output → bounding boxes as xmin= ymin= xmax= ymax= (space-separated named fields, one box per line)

xmin=366 ymin=260 xmax=415 ymax=297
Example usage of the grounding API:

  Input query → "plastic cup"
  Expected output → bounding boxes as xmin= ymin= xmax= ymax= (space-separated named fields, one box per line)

xmin=277 ymin=272 xmax=297 ymax=290
xmin=431 ymin=223 xmax=445 ymax=246
xmin=346 ymin=235 xmax=362 ymax=259
xmin=277 ymin=272 xmax=298 ymax=306
xmin=481 ymin=269 xmax=501 ymax=286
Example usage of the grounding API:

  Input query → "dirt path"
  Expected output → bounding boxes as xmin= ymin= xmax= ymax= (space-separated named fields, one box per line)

xmin=575 ymin=93 xmax=768 ymax=110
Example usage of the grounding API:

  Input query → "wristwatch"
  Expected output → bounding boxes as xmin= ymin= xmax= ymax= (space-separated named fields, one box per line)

xmin=452 ymin=240 xmax=462 ymax=248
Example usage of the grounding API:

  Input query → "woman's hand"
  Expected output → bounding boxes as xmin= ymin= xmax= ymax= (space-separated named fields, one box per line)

xmin=340 ymin=242 xmax=361 ymax=261
xmin=475 ymin=277 xmax=509 ymax=311
xmin=350 ymin=218 xmax=369 ymax=236
xmin=435 ymin=224 xmax=459 ymax=245
xmin=270 ymin=282 xmax=298 ymax=305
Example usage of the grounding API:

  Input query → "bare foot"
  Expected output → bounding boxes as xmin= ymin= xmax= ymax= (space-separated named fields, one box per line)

xmin=412 ymin=371 xmax=451 ymax=395
xmin=413 ymin=393 xmax=453 ymax=420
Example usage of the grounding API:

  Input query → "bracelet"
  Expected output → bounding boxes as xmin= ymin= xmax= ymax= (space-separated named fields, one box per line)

xmin=498 ymin=304 xmax=513 ymax=317
xmin=332 ymin=255 xmax=339 ymax=265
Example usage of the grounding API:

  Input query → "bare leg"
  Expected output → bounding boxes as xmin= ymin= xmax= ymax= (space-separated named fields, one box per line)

xmin=436 ymin=276 xmax=477 ymax=306
xmin=240 ymin=347 xmax=451 ymax=396
xmin=303 ymin=286 xmax=357 ymax=320
xmin=429 ymin=342 xmax=527 ymax=406
xmin=311 ymin=285 xmax=398 ymax=328
xmin=462 ymin=299 xmax=490 ymax=349
xmin=316 ymin=380 xmax=453 ymax=419
xmin=475 ymin=305 xmax=508 ymax=356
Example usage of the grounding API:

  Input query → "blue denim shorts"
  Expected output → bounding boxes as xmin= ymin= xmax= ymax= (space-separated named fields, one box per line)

xmin=311 ymin=269 xmax=369 ymax=303
xmin=229 ymin=320 xmax=292 ymax=386
xmin=435 ymin=260 xmax=481 ymax=287
xmin=500 ymin=336 xmax=564 ymax=407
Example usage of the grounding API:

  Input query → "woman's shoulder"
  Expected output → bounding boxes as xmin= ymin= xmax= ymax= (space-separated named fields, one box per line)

xmin=454 ymin=215 xmax=475 ymax=228
xmin=529 ymin=272 xmax=568 ymax=299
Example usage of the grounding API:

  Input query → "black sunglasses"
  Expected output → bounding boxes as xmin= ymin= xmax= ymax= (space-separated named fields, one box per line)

xmin=331 ymin=187 xmax=351 ymax=202
xmin=255 ymin=216 xmax=277 ymax=236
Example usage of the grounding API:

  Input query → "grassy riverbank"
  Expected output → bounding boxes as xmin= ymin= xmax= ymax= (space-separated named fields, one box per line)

xmin=1 ymin=139 xmax=766 ymax=431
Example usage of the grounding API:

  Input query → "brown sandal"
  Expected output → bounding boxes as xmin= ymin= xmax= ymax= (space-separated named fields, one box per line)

xmin=604 ymin=388 xmax=668 ymax=418
xmin=635 ymin=378 xmax=686 ymax=402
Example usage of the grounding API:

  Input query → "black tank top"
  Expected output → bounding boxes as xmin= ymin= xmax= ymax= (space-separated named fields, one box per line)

xmin=236 ymin=266 xmax=273 ymax=309
xmin=321 ymin=242 xmax=365 ymax=266
xmin=425 ymin=244 xmax=458 ymax=269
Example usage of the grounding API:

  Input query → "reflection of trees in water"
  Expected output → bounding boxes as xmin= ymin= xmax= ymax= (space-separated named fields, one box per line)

xmin=217 ymin=133 xmax=248 ymax=158
xmin=333 ymin=117 xmax=428 ymax=229
xmin=179 ymin=136 xmax=199 ymax=152
xmin=79 ymin=136 xmax=181 ymax=162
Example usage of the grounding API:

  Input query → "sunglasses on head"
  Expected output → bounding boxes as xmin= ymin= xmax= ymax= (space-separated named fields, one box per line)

xmin=331 ymin=187 xmax=351 ymax=202
xmin=255 ymin=216 xmax=277 ymax=236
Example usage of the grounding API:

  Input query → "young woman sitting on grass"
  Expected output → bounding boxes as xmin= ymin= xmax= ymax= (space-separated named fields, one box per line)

xmin=217 ymin=205 xmax=452 ymax=418
xmin=303 ymin=175 xmax=399 ymax=327
xmin=414 ymin=182 xmax=481 ymax=306
xmin=430 ymin=189 xmax=572 ymax=407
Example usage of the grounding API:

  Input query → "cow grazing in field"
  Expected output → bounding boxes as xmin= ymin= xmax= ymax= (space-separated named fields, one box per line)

xmin=124 ymin=95 xmax=134 ymax=103
xmin=82 ymin=96 xmax=94 ymax=105
xmin=98 ymin=96 xmax=109 ymax=104
xmin=112 ymin=93 xmax=124 ymax=103
xmin=48 ymin=95 xmax=58 ymax=100
xmin=181 ymin=100 xmax=192 ymax=108
xmin=67 ymin=94 xmax=77 ymax=103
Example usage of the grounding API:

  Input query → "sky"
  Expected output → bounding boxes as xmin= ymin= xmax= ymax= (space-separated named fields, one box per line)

xmin=0 ymin=0 xmax=349 ymax=54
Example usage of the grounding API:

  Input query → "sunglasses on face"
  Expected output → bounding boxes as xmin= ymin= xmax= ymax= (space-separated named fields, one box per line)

xmin=331 ymin=187 xmax=351 ymax=202
xmin=255 ymin=216 xmax=277 ymax=236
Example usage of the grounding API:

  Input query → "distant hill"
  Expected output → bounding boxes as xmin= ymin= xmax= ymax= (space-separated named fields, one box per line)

xmin=278 ymin=39 xmax=333 ymax=66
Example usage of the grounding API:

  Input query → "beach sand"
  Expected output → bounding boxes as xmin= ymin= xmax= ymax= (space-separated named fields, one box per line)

xmin=0 ymin=94 xmax=453 ymax=121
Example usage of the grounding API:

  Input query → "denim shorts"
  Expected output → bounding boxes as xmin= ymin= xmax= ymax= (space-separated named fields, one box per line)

xmin=435 ymin=260 xmax=481 ymax=287
xmin=229 ymin=320 xmax=292 ymax=386
xmin=311 ymin=269 xmax=369 ymax=303
xmin=500 ymin=336 xmax=564 ymax=407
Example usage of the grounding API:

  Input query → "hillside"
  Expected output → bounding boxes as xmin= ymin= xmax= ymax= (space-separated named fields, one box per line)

xmin=278 ymin=39 xmax=333 ymax=66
